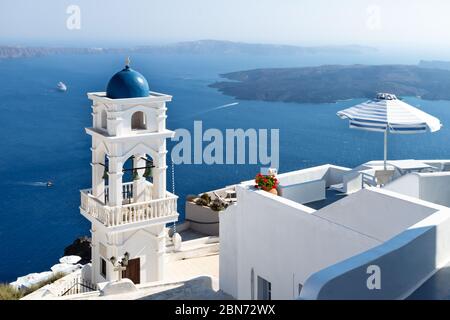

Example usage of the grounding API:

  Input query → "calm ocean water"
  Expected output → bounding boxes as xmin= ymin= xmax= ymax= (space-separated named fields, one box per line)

xmin=1 ymin=52 xmax=450 ymax=282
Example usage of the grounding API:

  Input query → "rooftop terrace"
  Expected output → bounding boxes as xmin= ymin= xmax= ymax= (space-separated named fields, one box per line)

xmin=268 ymin=159 xmax=450 ymax=212
xmin=222 ymin=159 xmax=450 ymax=300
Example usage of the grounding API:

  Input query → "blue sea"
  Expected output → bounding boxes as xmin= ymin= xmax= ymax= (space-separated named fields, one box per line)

xmin=1 ymin=51 xmax=450 ymax=282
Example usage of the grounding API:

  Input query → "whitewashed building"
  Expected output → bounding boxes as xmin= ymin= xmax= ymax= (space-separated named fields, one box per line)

xmin=80 ymin=60 xmax=178 ymax=285
xmin=220 ymin=160 xmax=450 ymax=299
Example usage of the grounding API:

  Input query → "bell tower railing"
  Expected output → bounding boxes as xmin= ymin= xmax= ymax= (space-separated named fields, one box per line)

xmin=80 ymin=181 xmax=177 ymax=228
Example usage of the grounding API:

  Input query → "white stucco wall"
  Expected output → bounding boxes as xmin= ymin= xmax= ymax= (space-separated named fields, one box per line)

xmin=384 ymin=173 xmax=420 ymax=198
xmin=220 ymin=185 xmax=382 ymax=300
xmin=91 ymin=221 xmax=166 ymax=284
xmin=276 ymin=164 xmax=351 ymax=203
xmin=219 ymin=204 xmax=239 ymax=298
xmin=276 ymin=164 xmax=350 ymax=188
xmin=386 ymin=172 xmax=450 ymax=207
xmin=419 ymin=173 xmax=450 ymax=207
xmin=219 ymin=181 xmax=444 ymax=300
xmin=300 ymin=205 xmax=450 ymax=300
xmin=279 ymin=179 xmax=326 ymax=204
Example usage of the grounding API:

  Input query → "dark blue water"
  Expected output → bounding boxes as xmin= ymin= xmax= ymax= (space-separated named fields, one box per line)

xmin=1 ymin=52 xmax=450 ymax=282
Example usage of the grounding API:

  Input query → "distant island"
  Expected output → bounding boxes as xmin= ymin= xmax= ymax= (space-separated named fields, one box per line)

xmin=0 ymin=46 xmax=106 ymax=59
xmin=0 ymin=40 xmax=376 ymax=59
xmin=210 ymin=64 xmax=450 ymax=103
xmin=133 ymin=40 xmax=377 ymax=56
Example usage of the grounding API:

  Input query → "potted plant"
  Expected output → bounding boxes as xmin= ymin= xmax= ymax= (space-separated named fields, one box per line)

xmin=255 ymin=173 xmax=279 ymax=195
xmin=195 ymin=193 xmax=211 ymax=207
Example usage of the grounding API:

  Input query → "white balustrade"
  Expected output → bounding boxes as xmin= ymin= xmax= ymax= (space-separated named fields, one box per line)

xmin=80 ymin=184 xmax=177 ymax=227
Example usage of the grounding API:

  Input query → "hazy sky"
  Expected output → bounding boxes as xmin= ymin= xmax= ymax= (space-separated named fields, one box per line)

xmin=1 ymin=0 xmax=450 ymax=49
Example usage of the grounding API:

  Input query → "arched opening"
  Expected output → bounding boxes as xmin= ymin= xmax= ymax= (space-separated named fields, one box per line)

xmin=131 ymin=111 xmax=147 ymax=130
xmin=102 ymin=155 xmax=109 ymax=204
xmin=121 ymin=154 xmax=154 ymax=203
xmin=101 ymin=110 xmax=107 ymax=129
xmin=122 ymin=155 xmax=136 ymax=204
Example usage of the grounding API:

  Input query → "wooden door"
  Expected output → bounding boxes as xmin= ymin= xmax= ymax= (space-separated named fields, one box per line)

xmin=122 ymin=258 xmax=140 ymax=284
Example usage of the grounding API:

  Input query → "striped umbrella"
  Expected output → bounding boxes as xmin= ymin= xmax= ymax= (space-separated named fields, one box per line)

xmin=337 ymin=93 xmax=442 ymax=170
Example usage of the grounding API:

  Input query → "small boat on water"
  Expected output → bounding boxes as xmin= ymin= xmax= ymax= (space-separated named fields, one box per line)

xmin=57 ymin=81 xmax=67 ymax=92
xmin=47 ymin=181 xmax=53 ymax=187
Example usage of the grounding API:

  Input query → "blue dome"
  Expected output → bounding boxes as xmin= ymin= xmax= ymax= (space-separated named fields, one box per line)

xmin=106 ymin=65 xmax=150 ymax=99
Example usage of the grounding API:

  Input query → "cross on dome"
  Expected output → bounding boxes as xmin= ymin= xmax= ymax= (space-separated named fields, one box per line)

xmin=105 ymin=57 xmax=150 ymax=99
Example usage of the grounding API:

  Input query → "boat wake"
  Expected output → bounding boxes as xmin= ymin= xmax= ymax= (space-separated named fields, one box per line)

xmin=16 ymin=181 xmax=50 ymax=187
xmin=198 ymin=102 xmax=239 ymax=115
xmin=212 ymin=102 xmax=239 ymax=110
xmin=172 ymin=102 xmax=240 ymax=122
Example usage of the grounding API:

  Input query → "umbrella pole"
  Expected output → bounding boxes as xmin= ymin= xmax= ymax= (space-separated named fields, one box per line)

xmin=384 ymin=130 xmax=388 ymax=170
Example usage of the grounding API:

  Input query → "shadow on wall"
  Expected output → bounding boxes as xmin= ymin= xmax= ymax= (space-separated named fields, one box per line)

xmin=299 ymin=224 xmax=441 ymax=300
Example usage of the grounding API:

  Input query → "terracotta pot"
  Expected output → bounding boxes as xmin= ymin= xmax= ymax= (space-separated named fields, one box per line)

xmin=265 ymin=188 xmax=278 ymax=196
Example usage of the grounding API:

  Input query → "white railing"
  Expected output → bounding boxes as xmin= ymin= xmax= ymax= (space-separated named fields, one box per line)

xmin=59 ymin=277 xmax=98 ymax=297
xmin=361 ymin=171 xmax=377 ymax=187
xmin=80 ymin=190 xmax=110 ymax=223
xmin=108 ymin=196 xmax=178 ymax=226
xmin=80 ymin=185 xmax=177 ymax=227
xmin=46 ymin=269 xmax=98 ymax=297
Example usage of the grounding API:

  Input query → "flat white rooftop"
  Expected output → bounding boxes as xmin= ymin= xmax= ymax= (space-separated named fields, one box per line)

xmin=313 ymin=188 xmax=439 ymax=242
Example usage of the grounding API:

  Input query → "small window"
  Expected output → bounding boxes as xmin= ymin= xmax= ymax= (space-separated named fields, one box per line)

xmin=131 ymin=111 xmax=146 ymax=130
xmin=100 ymin=258 xmax=107 ymax=278
xmin=250 ymin=268 xmax=255 ymax=300
xmin=257 ymin=276 xmax=271 ymax=300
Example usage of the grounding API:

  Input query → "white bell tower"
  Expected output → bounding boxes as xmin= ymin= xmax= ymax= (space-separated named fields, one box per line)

xmin=80 ymin=59 xmax=178 ymax=285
